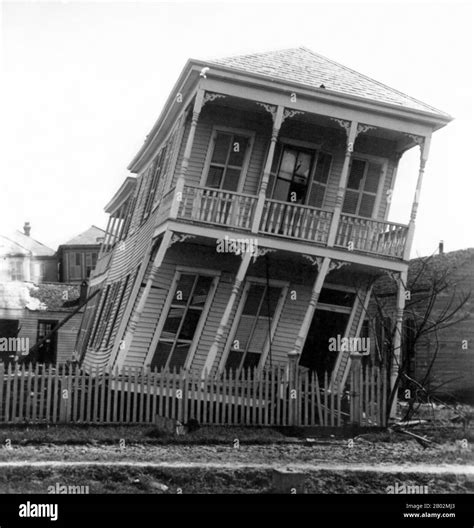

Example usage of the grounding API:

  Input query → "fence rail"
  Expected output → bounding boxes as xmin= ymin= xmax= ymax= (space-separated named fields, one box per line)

xmin=0 ymin=363 xmax=386 ymax=427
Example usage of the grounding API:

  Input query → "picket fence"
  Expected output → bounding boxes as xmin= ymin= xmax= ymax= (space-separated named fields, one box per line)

xmin=0 ymin=363 xmax=387 ymax=427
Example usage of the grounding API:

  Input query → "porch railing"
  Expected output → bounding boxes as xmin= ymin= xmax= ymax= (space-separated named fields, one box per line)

xmin=335 ymin=214 xmax=408 ymax=258
xmin=259 ymin=199 xmax=333 ymax=244
xmin=177 ymin=185 xmax=257 ymax=231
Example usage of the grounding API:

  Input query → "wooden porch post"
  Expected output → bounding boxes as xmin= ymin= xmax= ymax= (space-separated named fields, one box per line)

xmin=115 ymin=230 xmax=173 ymax=365
xmin=292 ymin=257 xmax=331 ymax=357
xmin=251 ymin=105 xmax=284 ymax=233
xmin=169 ymin=88 xmax=205 ymax=219
xmin=327 ymin=121 xmax=359 ymax=247
xmin=203 ymin=251 xmax=252 ymax=375
xmin=390 ymin=269 xmax=407 ymax=419
xmin=403 ymin=135 xmax=432 ymax=260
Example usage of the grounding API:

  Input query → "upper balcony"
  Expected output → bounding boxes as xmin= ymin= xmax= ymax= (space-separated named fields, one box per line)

xmin=155 ymin=183 xmax=409 ymax=260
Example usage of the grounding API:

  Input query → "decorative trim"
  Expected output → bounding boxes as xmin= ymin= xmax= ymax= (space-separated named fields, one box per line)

xmin=302 ymin=254 xmax=323 ymax=268
xmin=169 ymin=233 xmax=196 ymax=246
xmin=404 ymin=133 xmax=424 ymax=147
xmin=202 ymin=92 xmax=226 ymax=107
xmin=328 ymin=260 xmax=349 ymax=273
xmin=330 ymin=118 xmax=351 ymax=135
xmin=282 ymin=108 xmax=304 ymax=122
xmin=357 ymin=124 xmax=376 ymax=135
xmin=252 ymin=247 xmax=276 ymax=263
xmin=256 ymin=102 xmax=277 ymax=121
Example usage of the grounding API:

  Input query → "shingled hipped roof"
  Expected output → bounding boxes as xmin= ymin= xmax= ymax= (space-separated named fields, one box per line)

xmin=60 ymin=225 xmax=106 ymax=247
xmin=209 ymin=47 xmax=449 ymax=118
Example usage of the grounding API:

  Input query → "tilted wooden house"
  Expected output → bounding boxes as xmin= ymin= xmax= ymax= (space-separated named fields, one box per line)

xmin=76 ymin=48 xmax=452 ymax=400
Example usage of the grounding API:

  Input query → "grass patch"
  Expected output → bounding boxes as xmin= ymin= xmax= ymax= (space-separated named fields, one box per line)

xmin=0 ymin=466 xmax=471 ymax=494
xmin=0 ymin=425 xmax=294 ymax=446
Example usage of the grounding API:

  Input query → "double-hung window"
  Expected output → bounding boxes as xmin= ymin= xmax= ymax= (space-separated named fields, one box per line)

xmin=205 ymin=131 xmax=250 ymax=191
xmin=224 ymin=282 xmax=284 ymax=372
xmin=150 ymin=272 xmax=215 ymax=371
xmin=342 ymin=158 xmax=382 ymax=218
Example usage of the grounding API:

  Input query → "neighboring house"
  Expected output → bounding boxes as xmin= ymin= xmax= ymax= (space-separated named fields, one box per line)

xmin=0 ymin=223 xmax=57 ymax=283
xmin=57 ymin=225 xmax=105 ymax=282
xmin=77 ymin=46 xmax=451 ymax=396
xmin=0 ymin=282 xmax=86 ymax=365
xmin=369 ymin=248 xmax=474 ymax=402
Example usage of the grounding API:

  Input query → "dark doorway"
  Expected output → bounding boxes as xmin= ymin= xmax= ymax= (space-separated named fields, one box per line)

xmin=300 ymin=310 xmax=349 ymax=377
xmin=37 ymin=320 xmax=58 ymax=364
xmin=0 ymin=319 xmax=20 ymax=364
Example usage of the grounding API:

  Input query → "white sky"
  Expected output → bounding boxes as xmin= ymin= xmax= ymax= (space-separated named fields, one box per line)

xmin=1 ymin=0 xmax=473 ymax=258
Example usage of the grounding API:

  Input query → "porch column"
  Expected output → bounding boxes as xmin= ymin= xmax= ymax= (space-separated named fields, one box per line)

xmin=251 ymin=105 xmax=284 ymax=233
xmin=390 ymin=269 xmax=407 ymax=419
xmin=202 ymin=251 xmax=252 ymax=375
xmin=99 ymin=215 xmax=112 ymax=258
xmin=292 ymin=257 xmax=331 ymax=357
xmin=169 ymin=87 xmax=205 ymax=219
xmin=115 ymin=230 xmax=173 ymax=364
xmin=403 ymin=135 xmax=432 ymax=260
xmin=327 ymin=121 xmax=359 ymax=247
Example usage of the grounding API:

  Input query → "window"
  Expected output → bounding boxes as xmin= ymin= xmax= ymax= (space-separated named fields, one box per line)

xmin=225 ymin=283 xmax=283 ymax=372
xmin=142 ymin=147 xmax=167 ymax=221
xmin=88 ymin=285 xmax=111 ymax=347
xmin=342 ymin=159 xmax=382 ymax=217
xmin=10 ymin=260 xmax=24 ymax=281
xmin=104 ymin=274 xmax=130 ymax=348
xmin=307 ymin=152 xmax=332 ymax=208
xmin=205 ymin=131 xmax=250 ymax=191
xmin=150 ymin=273 xmax=214 ymax=371
xmin=85 ymin=252 xmax=98 ymax=278
xmin=269 ymin=145 xmax=314 ymax=203
xmin=69 ymin=252 xmax=83 ymax=280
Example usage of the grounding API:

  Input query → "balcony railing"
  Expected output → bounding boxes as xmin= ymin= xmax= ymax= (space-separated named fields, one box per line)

xmin=335 ymin=214 xmax=408 ymax=258
xmin=259 ymin=199 xmax=333 ymax=244
xmin=155 ymin=185 xmax=409 ymax=260
xmin=177 ymin=185 xmax=257 ymax=231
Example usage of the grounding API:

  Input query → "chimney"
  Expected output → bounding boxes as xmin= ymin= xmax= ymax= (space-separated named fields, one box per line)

xmin=80 ymin=280 xmax=89 ymax=304
xmin=23 ymin=222 xmax=31 ymax=236
xmin=439 ymin=240 xmax=444 ymax=254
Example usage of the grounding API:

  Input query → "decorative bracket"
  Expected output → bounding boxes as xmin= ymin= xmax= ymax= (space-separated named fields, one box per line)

xmin=202 ymin=92 xmax=227 ymax=108
xmin=282 ymin=108 xmax=304 ymax=123
xmin=256 ymin=102 xmax=277 ymax=122
xmin=357 ymin=123 xmax=376 ymax=135
xmin=403 ymin=133 xmax=425 ymax=147
xmin=302 ymin=254 xmax=323 ymax=269
xmin=328 ymin=260 xmax=350 ymax=273
xmin=169 ymin=233 xmax=196 ymax=246
xmin=330 ymin=118 xmax=351 ymax=135
xmin=252 ymin=247 xmax=276 ymax=263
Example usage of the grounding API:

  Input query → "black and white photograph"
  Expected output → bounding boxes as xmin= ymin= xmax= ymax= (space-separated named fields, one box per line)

xmin=0 ymin=0 xmax=472 ymax=522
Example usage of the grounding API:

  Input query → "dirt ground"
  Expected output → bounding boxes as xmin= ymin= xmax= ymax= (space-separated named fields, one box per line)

xmin=0 ymin=422 xmax=472 ymax=494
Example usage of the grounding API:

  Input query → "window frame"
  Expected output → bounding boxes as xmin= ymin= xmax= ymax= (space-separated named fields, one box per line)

xmin=267 ymin=138 xmax=333 ymax=210
xmin=218 ymin=277 xmax=289 ymax=374
xmin=342 ymin=154 xmax=387 ymax=219
xmin=145 ymin=267 xmax=220 ymax=371
xmin=200 ymin=126 xmax=255 ymax=194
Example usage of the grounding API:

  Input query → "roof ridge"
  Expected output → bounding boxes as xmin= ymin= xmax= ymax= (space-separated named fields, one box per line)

xmin=297 ymin=47 xmax=448 ymax=116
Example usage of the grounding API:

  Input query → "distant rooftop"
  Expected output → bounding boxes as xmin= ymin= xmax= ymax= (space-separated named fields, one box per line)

xmin=60 ymin=225 xmax=106 ymax=247
xmin=0 ymin=231 xmax=55 ymax=258
xmin=209 ymin=47 xmax=450 ymax=118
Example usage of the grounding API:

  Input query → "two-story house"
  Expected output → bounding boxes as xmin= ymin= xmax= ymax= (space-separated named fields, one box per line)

xmin=57 ymin=225 xmax=105 ymax=282
xmin=76 ymin=48 xmax=451 ymax=410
